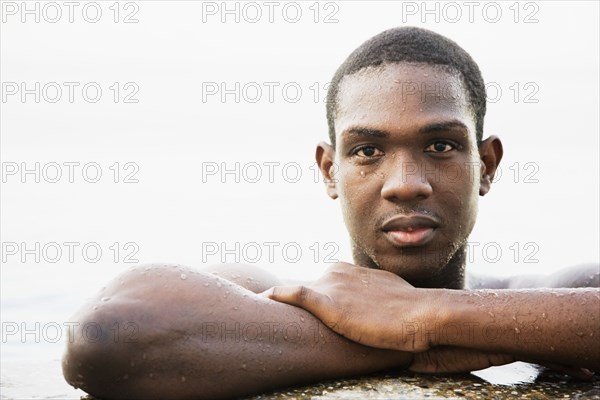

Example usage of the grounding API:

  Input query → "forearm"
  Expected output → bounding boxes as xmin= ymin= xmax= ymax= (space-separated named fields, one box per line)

xmin=63 ymin=265 xmax=412 ymax=400
xmin=434 ymin=288 xmax=600 ymax=370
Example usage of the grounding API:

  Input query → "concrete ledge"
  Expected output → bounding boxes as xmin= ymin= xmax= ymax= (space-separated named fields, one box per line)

xmin=245 ymin=364 xmax=600 ymax=400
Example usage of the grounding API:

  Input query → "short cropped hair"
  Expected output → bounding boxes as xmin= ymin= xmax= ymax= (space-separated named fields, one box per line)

xmin=326 ymin=27 xmax=486 ymax=146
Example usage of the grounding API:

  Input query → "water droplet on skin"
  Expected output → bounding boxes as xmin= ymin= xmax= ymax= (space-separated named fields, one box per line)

xmin=487 ymin=312 xmax=495 ymax=318
xmin=514 ymin=327 xmax=520 ymax=334
xmin=92 ymin=306 xmax=98 ymax=310
xmin=576 ymin=332 xmax=584 ymax=337
xmin=360 ymin=171 xmax=365 ymax=177
xmin=300 ymin=316 xmax=305 ymax=322
xmin=233 ymin=306 xmax=238 ymax=311
xmin=181 ymin=376 xmax=186 ymax=383
xmin=101 ymin=297 xmax=110 ymax=302
xmin=550 ymin=346 xmax=555 ymax=351
xmin=241 ymin=364 xmax=247 ymax=370
xmin=149 ymin=373 xmax=154 ymax=378
xmin=180 ymin=273 xmax=187 ymax=280
xmin=203 ymin=283 xmax=210 ymax=287
xmin=542 ymin=312 xmax=547 ymax=319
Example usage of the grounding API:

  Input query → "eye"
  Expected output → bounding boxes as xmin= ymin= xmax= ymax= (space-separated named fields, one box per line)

xmin=425 ymin=141 xmax=458 ymax=153
xmin=352 ymin=145 xmax=384 ymax=158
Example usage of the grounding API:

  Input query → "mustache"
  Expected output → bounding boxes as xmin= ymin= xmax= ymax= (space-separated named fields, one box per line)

xmin=375 ymin=207 xmax=443 ymax=228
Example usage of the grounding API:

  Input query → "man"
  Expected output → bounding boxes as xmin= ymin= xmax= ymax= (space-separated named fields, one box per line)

xmin=62 ymin=27 xmax=599 ymax=399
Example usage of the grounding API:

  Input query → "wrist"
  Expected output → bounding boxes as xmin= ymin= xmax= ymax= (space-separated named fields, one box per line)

xmin=429 ymin=288 xmax=470 ymax=347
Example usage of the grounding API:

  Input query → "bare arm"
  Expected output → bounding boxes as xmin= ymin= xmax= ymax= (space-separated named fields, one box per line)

xmin=266 ymin=263 xmax=600 ymax=372
xmin=62 ymin=264 xmax=413 ymax=400
xmin=432 ymin=287 xmax=600 ymax=370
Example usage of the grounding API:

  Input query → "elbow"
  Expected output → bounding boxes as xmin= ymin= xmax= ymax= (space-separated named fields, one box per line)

xmin=62 ymin=302 xmax=138 ymax=399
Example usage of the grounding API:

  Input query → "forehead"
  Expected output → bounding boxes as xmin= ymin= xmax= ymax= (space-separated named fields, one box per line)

xmin=334 ymin=63 xmax=475 ymax=142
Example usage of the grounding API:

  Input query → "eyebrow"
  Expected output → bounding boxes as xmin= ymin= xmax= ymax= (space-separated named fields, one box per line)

xmin=340 ymin=120 xmax=469 ymax=141
xmin=340 ymin=127 xmax=389 ymax=140
xmin=418 ymin=120 xmax=469 ymax=134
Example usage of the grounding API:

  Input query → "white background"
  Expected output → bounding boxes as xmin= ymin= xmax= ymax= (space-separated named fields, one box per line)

xmin=1 ymin=1 xmax=599 ymax=398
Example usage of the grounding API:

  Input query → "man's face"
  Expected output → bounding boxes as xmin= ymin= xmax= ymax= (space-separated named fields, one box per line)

xmin=318 ymin=63 xmax=496 ymax=285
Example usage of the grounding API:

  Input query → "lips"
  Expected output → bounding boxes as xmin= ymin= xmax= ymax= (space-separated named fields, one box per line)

xmin=381 ymin=214 xmax=440 ymax=247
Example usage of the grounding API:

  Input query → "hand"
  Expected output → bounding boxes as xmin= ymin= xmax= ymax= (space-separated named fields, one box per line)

xmin=408 ymin=346 xmax=516 ymax=373
xmin=410 ymin=348 xmax=594 ymax=380
xmin=262 ymin=262 xmax=443 ymax=352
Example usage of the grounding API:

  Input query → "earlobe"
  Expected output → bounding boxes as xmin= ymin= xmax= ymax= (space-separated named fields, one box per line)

xmin=479 ymin=174 xmax=492 ymax=196
xmin=316 ymin=142 xmax=338 ymax=199
xmin=478 ymin=135 xmax=503 ymax=196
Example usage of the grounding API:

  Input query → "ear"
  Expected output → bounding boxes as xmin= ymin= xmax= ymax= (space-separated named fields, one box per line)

xmin=478 ymin=135 xmax=503 ymax=196
xmin=316 ymin=142 xmax=338 ymax=199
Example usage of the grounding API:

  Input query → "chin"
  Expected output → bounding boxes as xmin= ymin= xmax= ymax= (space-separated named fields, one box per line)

xmin=371 ymin=244 xmax=460 ymax=286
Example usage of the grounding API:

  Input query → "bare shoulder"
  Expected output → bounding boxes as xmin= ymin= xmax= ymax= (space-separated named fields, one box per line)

xmin=466 ymin=272 xmax=510 ymax=289
xmin=467 ymin=264 xmax=599 ymax=290
xmin=200 ymin=263 xmax=285 ymax=293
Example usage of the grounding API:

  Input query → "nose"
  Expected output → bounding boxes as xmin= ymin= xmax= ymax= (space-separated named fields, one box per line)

xmin=381 ymin=158 xmax=433 ymax=202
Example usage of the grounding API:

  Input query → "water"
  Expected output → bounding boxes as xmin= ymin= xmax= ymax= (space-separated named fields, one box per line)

xmin=1 ymin=290 xmax=88 ymax=399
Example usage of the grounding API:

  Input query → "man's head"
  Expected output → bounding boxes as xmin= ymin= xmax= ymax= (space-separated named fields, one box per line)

xmin=326 ymin=27 xmax=487 ymax=148
xmin=317 ymin=27 xmax=503 ymax=288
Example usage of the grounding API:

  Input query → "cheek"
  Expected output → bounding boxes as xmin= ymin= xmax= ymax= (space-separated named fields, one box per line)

xmin=338 ymin=171 xmax=381 ymax=216
xmin=435 ymin=169 xmax=480 ymax=228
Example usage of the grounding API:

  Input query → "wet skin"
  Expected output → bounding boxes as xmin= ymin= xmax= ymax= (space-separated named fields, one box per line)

xmin=62 ymin=63 xmax=600 ymax=399
xmin=315 ymin=63 xmax=501 ymax=288
xmin=266 ymin=63 xmax=599 ymax=371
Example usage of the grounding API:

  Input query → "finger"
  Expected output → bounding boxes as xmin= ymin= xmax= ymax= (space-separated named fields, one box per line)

xmin=537 ymin=362 xmax=595 ymax=381
xmin=261 ymin=285 xmax=324 ymax=309
xmin=409 ymin=347 xmax=515 ymax=374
